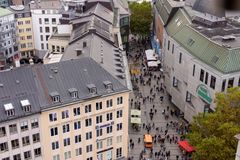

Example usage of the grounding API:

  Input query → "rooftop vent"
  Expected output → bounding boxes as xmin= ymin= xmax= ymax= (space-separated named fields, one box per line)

xmin=0 ymin=83 xmax=3 ymax=87
xmin=20 ymin=99 xmax=31 ymax=113
xmin=222 ymin=35 xmax=236 ymax=41
xmin=4 ymin=103 xmax=15 ymax=117
xmin=87 ymin=84 xmax=97 ymax=95
xmin=16 ymin=80 xmax=20 ymax=84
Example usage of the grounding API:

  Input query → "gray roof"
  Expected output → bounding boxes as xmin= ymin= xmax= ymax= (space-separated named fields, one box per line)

xmin=0 ymin=58 xmax=128 ymax=122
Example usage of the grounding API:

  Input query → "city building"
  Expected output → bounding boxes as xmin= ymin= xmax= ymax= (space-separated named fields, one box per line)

xmin=44 ymin=0 xmax=132 ymax=89
xmin=0 ymin=7 xmax=19 ymax=69
xmin=154 ymin=0 xmax=240 ymax=121
xmin=30 ymin=0 xmax=62 ymax=56
xmin=0 ymin=57 xmax=130 ymax=160
xmin=9 ymin=5 xmax=35 ymax=59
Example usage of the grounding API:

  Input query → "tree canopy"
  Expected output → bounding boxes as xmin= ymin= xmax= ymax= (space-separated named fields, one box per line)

xmin=129 ymin=1 xmax=152 ymax=36
xmin=187 ymin=87 xmax=240 ymax=160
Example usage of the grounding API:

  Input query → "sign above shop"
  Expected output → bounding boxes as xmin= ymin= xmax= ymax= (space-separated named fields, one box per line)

xmin=196 ymin=84 xmax=212 ymax=104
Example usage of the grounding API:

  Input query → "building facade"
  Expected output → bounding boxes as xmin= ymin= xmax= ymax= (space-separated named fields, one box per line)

xmin=9 ymin=5 xmax=35 ymax=58
xmin=0 ymin=7 xmax=19 ymax=68
xmin=30 ymin=0 xmax=62 ymax=52
xmin=0 ymin=57 xmax=130 ymax=160
xmin=154 ymin=0 xmax=240 ymax=122
xmin=0 ymin=0 xmax=10 ymax=7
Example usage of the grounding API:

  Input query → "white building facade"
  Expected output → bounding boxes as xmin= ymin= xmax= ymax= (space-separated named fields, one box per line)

xmin=30 ymin=0 xmax=62 ymax=51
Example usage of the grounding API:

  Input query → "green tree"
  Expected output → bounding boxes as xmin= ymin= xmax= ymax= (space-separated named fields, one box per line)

xmin=187 ymin=87 xmax=240 ymax=160
xmin=129 ymin=1 xmax=152 ymax=36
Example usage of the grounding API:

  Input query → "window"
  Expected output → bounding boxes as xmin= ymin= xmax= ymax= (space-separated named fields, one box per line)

xmin=41 ymin=43 xmax=44 ymax=50
xmin=57 ymin=46 xmax=60 ymax=52
xmin=200 ymin=69 xmax=205 ymax=82
xmin=210 ymin=76 xmax=216 ymax=89
xmin=96 ymin=102 xmax=102 ymax=110
xmin=0 ymin=126 xmax=6 ymax=137
xmin=52 ymin=18 xmax=56 ymax=24
xmin=172 ymin=44 xmax=174 ymax=54
xmin=186 ymin=91 xmax=191 ymax=102
xmin=222 ymin=79 xmax=226 ymax=92
xmin=44 ymin=18 xmax=49 ymax=24
xmin=64 ymin=151 xmax=71 ymax=160
xmin=85 ymin=118 xmax=92 ymax=127
xmin=205 ymin=72 xmax=209 ymax=85
xmin=117 ymin=123 xmax=123 ymax=131
xmin=62 ymin=110 xmax=69 ymax=119
xmin=20 ymin=121 xmax=28 ymax=131
xmin=63 ymin=138 xmax=70 ymax=146
xmin=24 ymin=151 xmax=31 ymax=159
xmin=18 ymin=21 xmax=23 ymax=25
xmin=117 ymin=97 xmax=123 ymax=104
xmin=52 ymin=141 xmax=59 ymax=150
xmin=49 ymin=113 xmax=57 ymax=121
xmin=106 ymin=113 xmax=113 ymax=121
xmin=9 ymin=124 xmax=17 ymax=134
xmin=238 ymin=77 xmax=240 ymax=86
xmin=50 ymin=127 xmax=58 ymax=136
xmin=32 ymin=133 xmax=40 ymax=143
xmin=117 ymin=110 xmax=123 ymax=118
xmin=228 ymin=78 xmax=234 ymax=88
xmin=39 ymin=18 xmax=42 ymax=24
xmin=106 ymin=99 xmax=113 ymax=107
xmin=53 ymin=154 xmax=60 ymax=160
xmin=97 ymin=141 xmax=103 ymax=149
xmin=19 ymin=29 xmax=24 ymax=33
xmin=31 ymin=118 xmax=39 ymax=128
xmin=0 ymin=142 xmax=8 ymax=152
xmin=11 ymin=139 xmax=19 ymax=149
xmin=26 ymin=28 xmax=31 ymax=32
xmin=86 ymin=144 xmax=92 ymax=153
xmin=85 ymin=104 xmax=91 ymax=113
xmin=63 ymin=124 xmax=70 ymax=133
xmin=20 ymin=36 xmax=25 ymax=40
xmin=179 ymin=52 xmax=182 ymax=64
xmin=45 ymin=27 xmax=50 ymax=33
xmin=74 ymin=121 xmax=81 ymax=130
xmin=192 ymin=65 xmax=196 ymax=76
xmin=107 ymin=138 xmax=112 ymax=146
xmin=2 ymin=157 xmax=10 ymax=160
xmin=116 ymin=148 xmax=122 ymax=158
xmin=34 ymin=148 xmax=41 ymax=157
xmin=96 ymin=128 xmax=103 ymax=137
xmin=107 ymin=126 xmax=113 ymax=133
xmin=75 ymin=135 xmax=81 ymax=143
xmin=52 ymin=45 xmax=55 ymax=52
xmin=75 ymin=148 xmax=82 ymax=156
xmin=25 ymin=20 xmax=30 ymax=24
xmin=86 ymin=131 xmax=92 ymax=140
xmin=42 ymin=10 xmax=45 ymax=14
xmin=173 ymin=77 xmax=178 ymax=87
xmin=87 ymin=157 xmax=93 ymax=160
xmin=22 ymin=136 xmax=30 ymax=146
xmin=167 ymin=40 xmax=170 ymax=50
xmin=73 ymin=107 xmax=80 ymax=116
xmin=96 ymin=115 xmax=102 ymax=124
xmin=13 ymin=154 xmax=21 ymax=160
xmin=117 ymin=135 xmax=122 ymax=143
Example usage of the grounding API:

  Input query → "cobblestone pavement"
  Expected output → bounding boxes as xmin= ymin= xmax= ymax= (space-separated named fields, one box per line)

xmin=127 ymin=40 xmax=185 ymax=160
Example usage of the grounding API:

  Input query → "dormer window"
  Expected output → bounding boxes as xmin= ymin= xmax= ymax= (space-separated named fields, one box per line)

xmin=68 ymin=88 xmax=78 ymax=98
xmin=4 ymin=103 xmax=15 ymax=117
xmin=50 ymin=91 xmax=60 ymax=103
xmin=87 ymin=84 xmax=97 ymax=95
xmin=20 ymin=99 xmax=31 ymax=112
xmin=103 ymin=81 xmax=113 ymax=91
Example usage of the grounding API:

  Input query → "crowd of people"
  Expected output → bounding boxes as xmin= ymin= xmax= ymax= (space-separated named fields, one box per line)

xmin=128 ymin=37 xmax=190 ymax=160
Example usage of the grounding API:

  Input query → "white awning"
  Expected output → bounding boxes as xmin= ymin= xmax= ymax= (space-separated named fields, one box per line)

xmin=131 ymin=109 xmax=141 ymax=116
xmin=131 ymin=117 xmax=141 ymax=124
xmin=147 ymin=61 xmax=159 ymax=67
xmin=145 ymin=49 xmax=157 ymax=61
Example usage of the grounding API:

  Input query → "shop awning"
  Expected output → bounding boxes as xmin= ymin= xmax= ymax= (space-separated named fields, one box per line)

xmin=131 ymin=109 xmax=141 ymax=116
xmin=131 ymin=117 xmax=141 ymax=124
xmin=178 ymin=140 xmax=195 ymax=153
